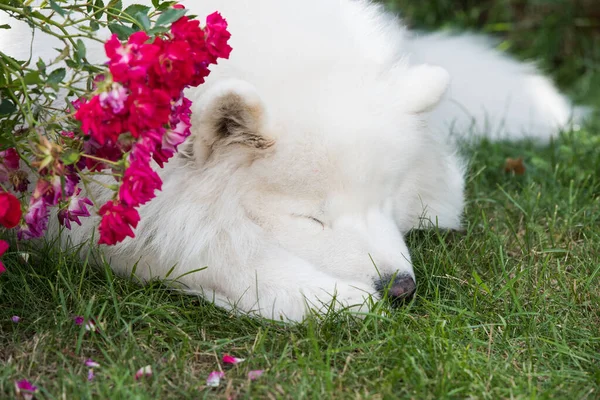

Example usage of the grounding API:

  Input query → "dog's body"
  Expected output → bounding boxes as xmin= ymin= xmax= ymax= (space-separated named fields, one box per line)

xmin=1 ymin=0 xmax=583 ymax=320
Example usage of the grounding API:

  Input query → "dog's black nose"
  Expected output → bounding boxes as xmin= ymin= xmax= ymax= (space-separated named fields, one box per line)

xmin=375 ymin=274 xmax=416 ymax=302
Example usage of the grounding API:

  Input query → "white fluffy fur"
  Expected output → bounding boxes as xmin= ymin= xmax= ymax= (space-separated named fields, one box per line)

xmin=0 ymin=0 xmax=584 ymax=321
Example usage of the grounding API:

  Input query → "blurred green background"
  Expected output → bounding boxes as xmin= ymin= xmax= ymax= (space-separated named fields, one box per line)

xmin=380 ymin=0 xmax=600 ymax=105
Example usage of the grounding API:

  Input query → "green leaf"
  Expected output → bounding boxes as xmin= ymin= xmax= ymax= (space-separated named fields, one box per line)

xmin=23 ymin=71 xmax=42 ymax=85
xmin=65 ymin=59 xmax=78 ymax=69
xmin=61 ymin=150 xmax=81 ymax=166
xmin=472 ymin=270 xmax=491 ymax=295
xmin=30 ymin=11 xmax=48 ymax=21
xmin=47 ymin=68 xmax=66 ymax=85
xmin=123 ymin=4 xmax=150 ymax=19
xmin=89 ymin=20 xmax=100 ymax=31
xmin=156 ymin=1 xmax=178 ymax=11
xmin=52 ymin=46 xmax=71 ymax=64
xmin=106 ymin=0 xmax=123 ymax=21
xmin=0 ymin=99 xmax=16 ymax=116
xmin=36 ymin=58 xmax=47 ymax=74
xmin=49 ymin=0 xmax=66 ymax=17
xmin=134 ymin=11 xmax=151 ymax=31
xmin=95 ymin=0 xmax=105 ymax=20
xmin=76 ymin=39 xmax=87 ymax=61
xmin=0 ymin=24 xmax=11 ymax=30
xmin=108 ymin=23 xmax=135 ymax=40
xmin=154 ymin=8 xmax=186 ymax=27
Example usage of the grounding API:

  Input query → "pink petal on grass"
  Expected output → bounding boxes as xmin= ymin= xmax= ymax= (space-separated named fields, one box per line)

xmin=135 ymin=365 xmax=153 ymax=380
xmin=14 ymin=379 xmax=37 ymax=400
xmin=248 ymin=370 xmax=264 ymax=381
xmin=85 ymin=359 xmax=100 ymax=368
xmin=222 ymin=354 xmax=245 ymax=365
xmin=87 ymin=369 xmax=95 ymax=381
xmin=12 ymin=315 xmax=20 ymax=323
xmin=206 ymin=371 xmax=225 ymax=387
xmin=74 ymin=316 xmax=98 ymax=332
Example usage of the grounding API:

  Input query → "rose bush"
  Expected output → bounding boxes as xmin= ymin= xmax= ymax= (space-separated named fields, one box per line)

xmin=0 ymin=0 xmax=231 ymax=271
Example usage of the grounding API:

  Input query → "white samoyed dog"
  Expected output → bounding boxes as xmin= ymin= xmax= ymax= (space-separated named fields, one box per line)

xmin=0 ymin=0 xmax=584 ymax=321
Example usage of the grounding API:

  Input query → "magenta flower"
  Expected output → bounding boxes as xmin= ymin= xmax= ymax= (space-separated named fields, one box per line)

xmin=12 ymin=315 xmax=20 ymax=323
xmin=0 ymin=148 xmax=20 ymax=183
xmin=31 ymin=178 xmax=61 ymax=207
xmin=98 ymin=201 xmax=140 ymax=245
xmin=204 ymin=12 xmax=233 ymax=62
xmin=152 ymin=96 xmax=192 ymax=167
xmin=14 ymin=379 xmax=37 ymax=400
xmin=0 ymin=191 xmax=22 ymax=229
xmin=150 ymin=39 xmax=194 ymax=97
xmin=48 ymin=7 xmax=232 ymax=249
xmin=63 ymin=171 xmax=80 ymax=199
xmin=74 ymin=315 xmax=84 ymax=325
xmin=206 ymin=371 xmax=225 ymax=387
xmin=118 ymin=159 xmax=162 ymax=208
xmin=82 ymin=137 xmax=123 ymax=171
xmin=18 ymin=197 xmax=49 ymax=240
xmin=1 ymin=148 xmax=20 ymax=170
xmin=125 ymin=85 xmax=171 ymax=138
xmin=75 ymin=95 xmax=127 ymax=145
xmin=99 ymin=83 xmax=129 ymax=114
xmin=105 ymin=32 xmax=161 ymax=85
xmin=162 ymin=120 xmax=190 ymax=153
xmin=58 ymin=189 xmax=93 ymax=229
xmin=130 ymin=132 xmax=162 ymax=165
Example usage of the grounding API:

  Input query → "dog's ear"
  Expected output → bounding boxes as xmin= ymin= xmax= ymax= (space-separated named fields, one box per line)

xmin=191 ymin=79 xmax=276 ymax=162
xmin=397 ymin=64 xmax=450 ymax=114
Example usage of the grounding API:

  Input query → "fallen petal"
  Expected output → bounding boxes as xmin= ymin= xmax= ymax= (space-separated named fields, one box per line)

xmin=222 ymin=354 xmax=245 ymax=365
xmin=15 ymin=379 xmax=38 ymax=399
xmin=87 ymin=369 xmax=95 ymax=381
xmin=206 ymin=371 xmax=225 ymax=387
xmin=84 ymin=319 xmax=97 ymax=332
xmin=247 ymin=370 xmax=264 ymax=381
xmin=135 ymin=365 xmax=153 ymax=380
xmin=11 ymin=315 xmax=20 ymax=323
xmin=85 ymin=359 xmax=100 ymax=368
xmin=17 ymin=252 xmax=30 ymax=263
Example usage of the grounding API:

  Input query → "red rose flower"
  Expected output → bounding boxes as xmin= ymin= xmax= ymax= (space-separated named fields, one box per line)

xmin=98 ymin=201 xmax=140 ymax=245
xmin=0 ymin=192 xmax=22 ymax=229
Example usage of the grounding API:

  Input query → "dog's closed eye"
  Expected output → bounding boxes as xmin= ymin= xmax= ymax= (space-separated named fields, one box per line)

xmin=306 ymin=216 xmax=325 ymax=229
xmin=293 ymin=214 xmax=325 ymax=229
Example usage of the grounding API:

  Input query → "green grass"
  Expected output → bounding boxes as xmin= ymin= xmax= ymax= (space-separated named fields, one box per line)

xmin=1 ymin=1 xmax=599 ymax=398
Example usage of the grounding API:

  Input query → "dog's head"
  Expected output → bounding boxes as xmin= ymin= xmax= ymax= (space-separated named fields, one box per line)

xmin=186 ymin=63 xmax=452 ymax=297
